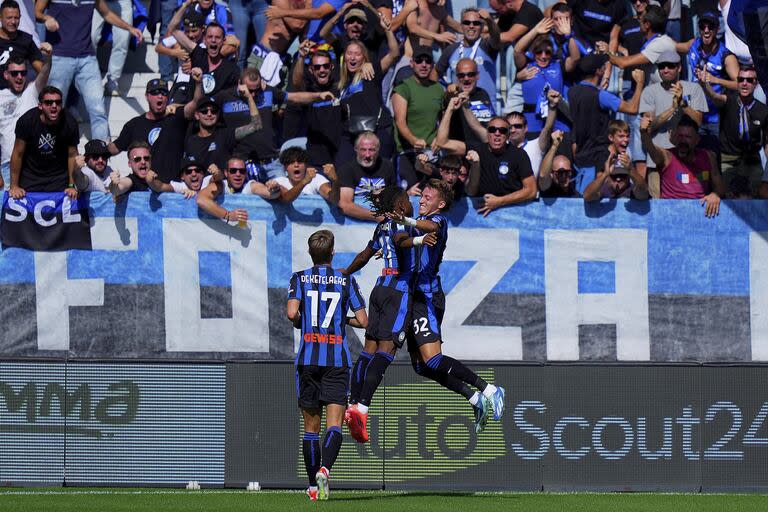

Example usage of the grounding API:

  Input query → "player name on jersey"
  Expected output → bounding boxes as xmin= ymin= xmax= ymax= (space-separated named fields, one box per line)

xmin=299 ymin=274 xmax=347 ymax=285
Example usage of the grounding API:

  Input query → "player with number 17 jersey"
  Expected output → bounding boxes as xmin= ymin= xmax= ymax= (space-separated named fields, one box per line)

xmin=289 ymin=265 xmax=366 ymax=368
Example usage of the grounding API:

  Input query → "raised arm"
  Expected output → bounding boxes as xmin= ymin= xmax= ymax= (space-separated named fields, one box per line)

xmin=233 ymin=85 xmax=263 ymax=140
xmin=639 ymin=113 xmax=668 ymax=169
xmin=618 ymin=69 xmax=645 ymax=114
xmin=34 ymin=43 xmax=53 ymax=92
xmin=479 ymin=8 xmax=501 ymax=50
xmin=318 ymin=2 xmax=349 ymax=44
xmin=434 ymin=97 xmax=468 ymax=155
xmin=538 ymin=130 xmax=563 ymax=191
xmin=379 ymin=19 xmax=401 ymax=72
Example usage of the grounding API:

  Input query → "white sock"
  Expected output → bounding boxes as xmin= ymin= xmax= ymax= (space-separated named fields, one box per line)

xmin=357 ymin=404 xmax=369 ymax=414
xmin=482 ymin=384 xmax=497 ymax=399
xmin=468 ymin=392 xmax=481 ymax=406
xmin=309 ymin=486 xmax=318 ymax=491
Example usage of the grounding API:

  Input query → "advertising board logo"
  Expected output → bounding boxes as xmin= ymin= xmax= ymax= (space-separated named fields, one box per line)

xmin=0 ymin=380 xmax=139 ymax=439
xmin=297 ymin=370 xmax=505 ymax=483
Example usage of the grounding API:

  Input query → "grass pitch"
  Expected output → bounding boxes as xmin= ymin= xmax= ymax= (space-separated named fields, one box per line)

xmin=0 ymin=489 xmax=767 ymax=512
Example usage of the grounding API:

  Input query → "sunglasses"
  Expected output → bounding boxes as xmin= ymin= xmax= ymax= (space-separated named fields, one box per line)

xmin=657 ymin=62 xmax=678 ymax=70
xmin=462 ymin=20 xmax=483 ymax=26
xmin=312 ymin=63 xmax=331 ymax=70
xmin=148 ymin=89 xmax=168 ymax=96
xmin=440 ymin=167 xmax=460 ymax=174
xmin=698 ymin=21 xmax=717 ymax=31
xmin=42 ymin=99 xmax=62 ymax=106
xmin=198 ymin=107 xmax=218 ymax=114
xmin=8 ymin=69 xmax=27 ymax=77
xmin=183 ymin=167 xmax=202 ymax=174
xmin=414 ymin=56 xmax=433 ymax=65
xmin=552 ymin=168 xmax=573 ymax=174
xmin=488 ymin=126 xmax=509 ymax=135
xmin=228 ymin=167 xmax=248 ymax=175
xmin=88 ymin=154 xmax=109 ymax=161
xmin=456 ymin=71 xmax=477 ymax=79
xmin=535 ymin=48 xmax=553 ymax=56
xmin=345 ymin=17 xmax=366 ymax=25
xmin=132 ymin=155 xmax=151 ymax=163
xmin=738 ymin=76 xmax=756 ymax=83
xmin=509 ymin=123 xmax=525 ymax=129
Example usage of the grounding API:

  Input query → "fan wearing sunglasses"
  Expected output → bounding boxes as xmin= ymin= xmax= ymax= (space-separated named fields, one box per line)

xmin=0 ymin=43 xmax=52 ymax=189
xmin=435 ymin=97 xmax=536 ymax=216
xmin=197 ymin=155 xmax=281 ymax=224
xmin=436 ymin=8 xmax=500 ymax=104
xmin=184 ymin=87 xmax=262 ymax=172
xmin=702 ymin=64 xmax=768 ymax=197
xmin=9 ymin=85 xmax=79 ymax=200
xmin=675 ymin=11 xmax=739 ymax=153
xmin=638 ymin=50 xmax=708 ymax=168
xmin=108 ymin=141 xmax=155 ymax=199
xmin=143 ymin=158 xmax=213 ymax=199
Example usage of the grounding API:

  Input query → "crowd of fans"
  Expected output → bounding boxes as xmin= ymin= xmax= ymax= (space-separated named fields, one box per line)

xmin=1 ymin=0 xmax=767 ymax=225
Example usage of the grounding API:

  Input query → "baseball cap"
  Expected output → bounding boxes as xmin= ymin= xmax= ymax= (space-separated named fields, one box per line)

xmin=84 ymin=139 xmax=110 ymax=157
xmin=146 ymin=78 xmax=169 ymax=94
xmin=657 ymin=50 xmax=681 ymax=65
xmin=180 ymin=158 xmax=202 ymax=172
xmin=699 ymin=11 xmax=719 ymax=24
xmin=612 ymin=164 xmax=630 ymax=176
xmin=344 ymin=8 xmax=367 ymax=23
xmin=578 ymin=53 xmax=608 ymax=75
xmin=197 ymin=97 xmax=219 ymax=111
xmin=412 ymin=45 xmax=434 ymax=61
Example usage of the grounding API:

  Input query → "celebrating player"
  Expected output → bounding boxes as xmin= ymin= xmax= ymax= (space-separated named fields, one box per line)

xmin=287 ymin=230 xmax=368 ymax=501
xmin=403 ymin=179 xmax=506 ymax=425
xmin=343 ymin=185 xmax=438 ymax=443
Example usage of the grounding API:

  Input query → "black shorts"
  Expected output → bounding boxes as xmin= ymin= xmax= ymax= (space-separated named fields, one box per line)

xmin=407 ymin=289 xmax=445 ymax=351
xmin=365 ymin=285 xmax=411 ymax=348
xmin=296 ymin=365 xmax=350 ymax=410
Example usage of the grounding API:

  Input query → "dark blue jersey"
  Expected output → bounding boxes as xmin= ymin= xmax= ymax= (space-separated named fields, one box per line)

xmin=288 ymin=265 xmax=366 ymax=368
xmin=414 ymin=214 xmax=448 ymax=293
xmin=367 ymin=220 xmax=417 ymax=292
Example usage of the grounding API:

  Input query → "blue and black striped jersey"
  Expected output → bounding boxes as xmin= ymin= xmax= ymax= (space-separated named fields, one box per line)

xmin=367 ymin=220 xmax=417 ymax=292
xmin=288 ymin=265 xmax=366 ymax=368
xmin=414 ymin=214 xmax=448 ymax=293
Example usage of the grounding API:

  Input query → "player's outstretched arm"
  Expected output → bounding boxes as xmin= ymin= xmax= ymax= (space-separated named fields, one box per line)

xmin=387 ymin=211 xmax=439 ymax=233
xmin=341 ymin=246 xmax=377 ymax=275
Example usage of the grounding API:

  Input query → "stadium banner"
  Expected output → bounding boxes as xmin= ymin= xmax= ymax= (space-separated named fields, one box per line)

xmin=1 ymin=192 xmax=91 ymax=251
xmin=228 ymin=362 xmax=768 ymax=492
xmin=1 ymin=192 xmax=768 ymax=361
xmin=0 ymin=361 xmax=225 ymax=486
xmin=1 ymin=361 xmax=766 ymax=491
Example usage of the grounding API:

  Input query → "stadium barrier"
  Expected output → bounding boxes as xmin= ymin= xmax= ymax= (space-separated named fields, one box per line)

xmin=1 ymin=360 xmax=766 ymax=492
xmin=1 ymin=193 xmax=767 ymax=362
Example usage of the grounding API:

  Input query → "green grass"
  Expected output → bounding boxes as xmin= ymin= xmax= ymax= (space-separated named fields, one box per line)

xmin=0 ymin=489 xmax=767 ymax=512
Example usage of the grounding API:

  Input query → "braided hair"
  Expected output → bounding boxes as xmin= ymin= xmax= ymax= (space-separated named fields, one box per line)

xmin=365 ymin=185 xmax=405 ymax=218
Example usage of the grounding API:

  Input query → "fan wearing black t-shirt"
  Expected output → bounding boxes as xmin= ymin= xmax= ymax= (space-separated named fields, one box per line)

xmin=185 ymin=86 xmax=262 ymax=171
xmin=10 ymin=85 xmax=78 ymax=198
xmin=435 ymin=98 xmax=536 ymax=216
xmin=173 ymin=22 xmax=239 ymax=97
xmin=0 ymin=0 xmax=44 ymax=90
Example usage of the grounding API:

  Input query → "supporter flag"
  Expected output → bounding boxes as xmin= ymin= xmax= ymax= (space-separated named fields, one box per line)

xmin=1 ymin=192 xmax=91 ymax=251
xmin=727 ymin=0 xmax=768 ymax=90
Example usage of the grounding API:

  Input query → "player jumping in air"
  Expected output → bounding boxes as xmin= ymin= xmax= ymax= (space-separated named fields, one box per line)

xmin=343 ymin=185 xmax=452 ymax=443
xmin=287 ymin=230 xmax=368 ymax=501
xmin=402 ymin=179 xmax=506 ymax=424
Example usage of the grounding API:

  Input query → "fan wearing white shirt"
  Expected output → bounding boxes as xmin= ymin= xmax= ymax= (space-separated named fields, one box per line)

xmin=274 ymin=146 xmax=337 ymax=203
xmin=0 ymin=42 xmax=52 ymax=186
xmin=145 ymin=158 xmax=213 ymax=198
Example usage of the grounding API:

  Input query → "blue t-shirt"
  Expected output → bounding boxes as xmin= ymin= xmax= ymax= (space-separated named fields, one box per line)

xmin=306 ymin=0 xmax=346 ymax=42
xmin=46 ymin=0 xmax=96 ymax=57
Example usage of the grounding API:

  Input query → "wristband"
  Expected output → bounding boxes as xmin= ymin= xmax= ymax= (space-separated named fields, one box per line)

xmin=67 ymin=183 xmax=75 ymax=188
xmin=401 ymin=216 xmax=417 ymax=227
xmin=412 ymin=235 xmax=426 ymax=246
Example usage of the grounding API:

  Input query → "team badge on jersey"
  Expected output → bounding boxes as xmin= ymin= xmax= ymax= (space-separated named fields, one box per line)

xmin=202 ymin=74 xmax=216 ymax=94
xmin=148 ymin=127 xmax=162 ymax=145
xmin=499 ymin=162 xmax=509 ymax=176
